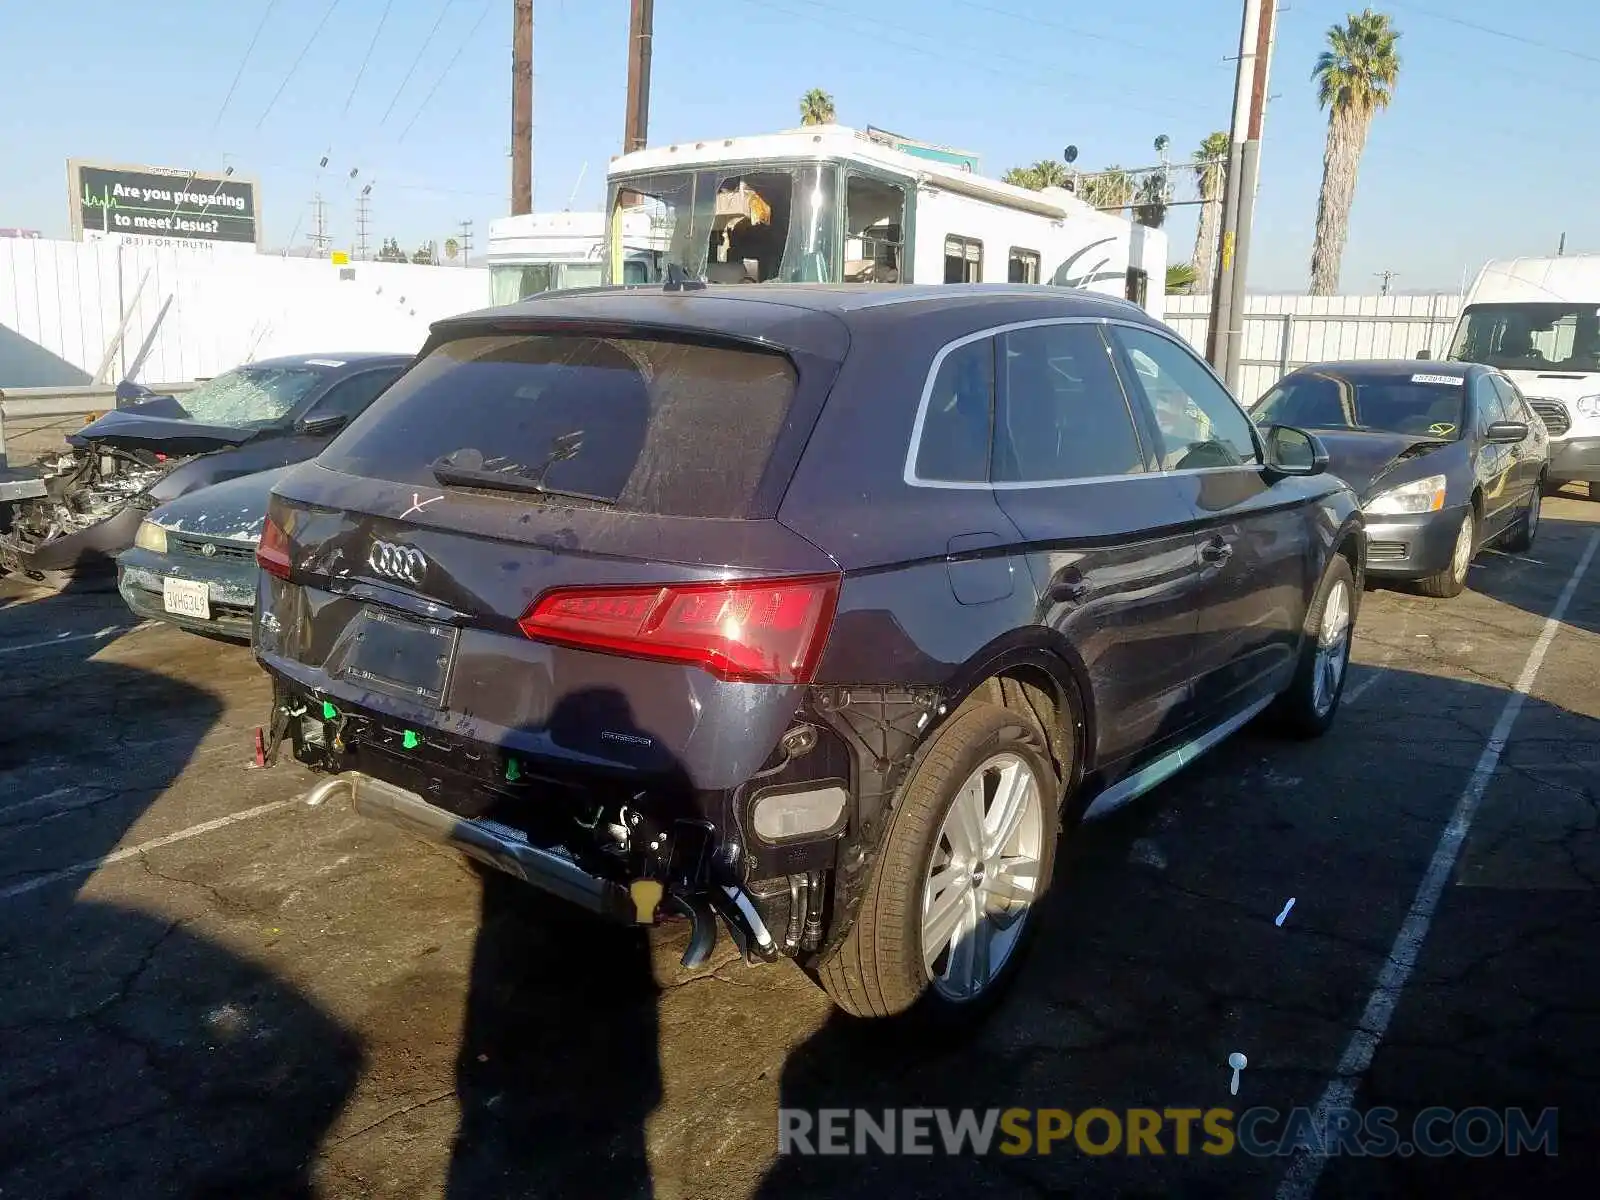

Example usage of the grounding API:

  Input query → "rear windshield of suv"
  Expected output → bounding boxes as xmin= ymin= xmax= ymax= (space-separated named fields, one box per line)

xmin=319 ymin=332 xmax=798 ymax=518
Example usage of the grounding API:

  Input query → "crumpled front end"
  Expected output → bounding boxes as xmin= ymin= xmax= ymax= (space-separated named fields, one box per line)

xmin=0 ymin=444 xmax=179 ymax=580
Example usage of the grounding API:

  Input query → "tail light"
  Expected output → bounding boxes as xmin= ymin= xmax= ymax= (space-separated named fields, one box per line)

xmin=256 ymin=513 xmax=292 ymax=580
xmin=518 ymin=574 xmax=840 ymax=684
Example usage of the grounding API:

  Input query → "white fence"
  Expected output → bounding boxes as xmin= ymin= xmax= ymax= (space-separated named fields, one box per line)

xmin=0 ymin=238 xmax=490 ymax=389
xmin=1164 ymin=293 xmax=1464 ymax=403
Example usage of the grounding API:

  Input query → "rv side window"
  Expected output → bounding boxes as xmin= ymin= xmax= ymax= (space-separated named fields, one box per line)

xmin=844 ymin=176 xmax=906 ymax=283
xmin=944 ymin=236 xmax=983 ymax=284
xmin=1008 ymin=247 xmax=1041 ymax=284
xmin=1125 ymin=267 xmax=1149 ymax=308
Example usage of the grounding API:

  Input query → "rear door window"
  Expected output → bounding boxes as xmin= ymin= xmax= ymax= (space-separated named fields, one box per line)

xmin=993 ymin=323 xmax=1147 ymax=482
xmin=320 ymin=333 xmax=798 ymax=518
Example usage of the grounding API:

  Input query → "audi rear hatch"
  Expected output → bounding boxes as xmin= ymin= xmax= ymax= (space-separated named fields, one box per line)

xmin=256 ymin=313 xmax=846 ymax=794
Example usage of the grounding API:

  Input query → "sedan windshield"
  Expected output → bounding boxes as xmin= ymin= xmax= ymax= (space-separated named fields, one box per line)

xmin=177 ymin=366 xmax=325 ymax=428
xmin=1253 ymin=372 xmax=1466 ymax=439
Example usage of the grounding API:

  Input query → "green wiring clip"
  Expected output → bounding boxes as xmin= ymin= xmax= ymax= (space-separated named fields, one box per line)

xmin=321 ymin=700 xmax=338 ymax=720
xmin=505 ymin=757 xmax=522 ymax=782
xmin=402 ymin=730 xmax=420 ymax=750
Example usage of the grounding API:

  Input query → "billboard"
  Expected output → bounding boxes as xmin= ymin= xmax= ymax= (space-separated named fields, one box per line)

xmin=68 ymin=160 xmax=261 ymax=250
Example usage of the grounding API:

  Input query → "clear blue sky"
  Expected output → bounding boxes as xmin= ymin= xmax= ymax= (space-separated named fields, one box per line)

xmin=3 ymin=0 xmax=1597 ymax=291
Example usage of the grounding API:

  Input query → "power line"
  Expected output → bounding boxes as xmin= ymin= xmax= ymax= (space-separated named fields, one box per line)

xmin=212 ymin=0 xmax=282 ymax=133
xmin=756 ymin=0 xmax=1198 ymax=123
xmin=953 ymin=0 xmax=1168 ymax=56
xmin=379 ymin=0 xmax=455 ymax=126
xmin=1389 ymin=2 xmax=1600 ymax=68
xmin=255 ymin=0 xmax=346 ymax=132
xmin=399 ymin=0 xmax=495 ymax=142
xmin=342 ymin=0 xmax=398 ymax=118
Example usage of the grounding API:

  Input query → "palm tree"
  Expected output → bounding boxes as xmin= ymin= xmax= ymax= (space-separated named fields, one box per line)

xmin=799 ymin=88 xmax=836 ymax=126
xmin=1189 ymin=131 xmax=1229 ymax=295
xmin=1308 ymin=9 xmax=1401 ymax=295
xmin=1133 ymin=170 xmax=1170 ymax=228
xmin=1166 ymin=263 xmax=1198 ymax=293
xmin=1081 ymin=166 xmax=1134 ymax=213
xmin=1002 ymin=160 xmax=1070 ymax=191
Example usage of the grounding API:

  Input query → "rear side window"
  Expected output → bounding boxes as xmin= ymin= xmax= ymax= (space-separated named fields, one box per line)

xmin=913 ymin=338 xmax=994 ymax=482
xmin=320 ymin=333 xmax=797 ymax=518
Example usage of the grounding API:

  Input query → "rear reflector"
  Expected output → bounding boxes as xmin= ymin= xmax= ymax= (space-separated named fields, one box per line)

xmin=257 ymin=514 xmax=292 ymax=580
xmin=518 ymin=574 xmax=840 ymax=684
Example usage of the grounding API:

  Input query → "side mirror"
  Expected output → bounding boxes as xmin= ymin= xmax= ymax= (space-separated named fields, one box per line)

xmin=1264 ymin=424 xmax=1329 ymax=477
xmin=297 ymin=412 xmax=347 ymax=437
xmin=1485 ymin=420 xmax=1529 ymax=444
xmin=1415 ymin=349 xmax=1433 ymax=360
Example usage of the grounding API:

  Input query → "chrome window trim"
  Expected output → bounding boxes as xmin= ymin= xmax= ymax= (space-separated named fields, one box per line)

xmin=903 ymin=315 xmax=1265 ymax=491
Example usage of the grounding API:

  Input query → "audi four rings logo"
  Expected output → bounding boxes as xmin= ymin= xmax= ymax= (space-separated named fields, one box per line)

xmin=368 ymin=540 xmax=427 ymax=584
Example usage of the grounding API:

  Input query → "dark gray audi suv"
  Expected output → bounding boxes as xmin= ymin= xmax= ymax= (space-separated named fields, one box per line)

xmin=253 ymin=284 xmax=1364 ymax=1022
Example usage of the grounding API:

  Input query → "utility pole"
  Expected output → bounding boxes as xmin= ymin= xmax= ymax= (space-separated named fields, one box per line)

xmin=511 ymin=0 xmax=533 ymax=214
xmin=624 ymin=0 xmax=654 ymax=154
xmin=1207 ymin=0 xmax=1270 ymax=387
xmin=355 ymin=186 xmax=372 ymax=261
xmin=458 ymin=218 xmax=475 ymax=266
xmin=1558 ymin=231 xmax=1566 ymax=256
xmin=1221 ymin=0 xmax=1277 ymax=391
xmin=1374 ymin=269 xmax=1398 ymax=296
xmin=309 ymin=193 xmax=330 ymax=256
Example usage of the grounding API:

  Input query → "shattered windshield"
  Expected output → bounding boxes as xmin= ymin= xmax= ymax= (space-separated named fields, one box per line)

xmin=177 ymin=366 xmax=325 ymax=428
xmin=1448 ymin=302 xmax=1600 ymax=373
xmin=606 ymin=163 xmax=836 ymax=285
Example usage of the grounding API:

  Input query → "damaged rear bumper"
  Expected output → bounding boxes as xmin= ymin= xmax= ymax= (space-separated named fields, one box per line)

xmin=303 ymin=771 xmax=638 ymax=921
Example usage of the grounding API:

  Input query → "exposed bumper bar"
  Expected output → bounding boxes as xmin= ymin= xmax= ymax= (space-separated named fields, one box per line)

xmin=302 ymin=772 xmax=636 ymax=923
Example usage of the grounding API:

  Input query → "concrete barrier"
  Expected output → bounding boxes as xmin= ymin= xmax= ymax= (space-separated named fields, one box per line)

xmin=0 ymin=382 xmax=197 ymax=466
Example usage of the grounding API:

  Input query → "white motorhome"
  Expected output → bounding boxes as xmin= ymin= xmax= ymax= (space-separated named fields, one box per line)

xmin=487 ymin=210 xmax=662 ymax=304
xmin=1446 ymin=255 xmax=1600 ymax=498
xmin=600 ymin=124 xmax=1168 ymax=320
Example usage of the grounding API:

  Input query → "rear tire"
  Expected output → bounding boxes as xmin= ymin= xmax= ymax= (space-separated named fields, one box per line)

xmin=1501 ymin=485 xmax=1541 ymax=553
xmin=1269 ymin=554 xmax=1356 ymax=739
xmin=1417 ymin=507 xmax=1475 ymax=598
xmin=815 ymin=701 xmax=1060 ymax=1023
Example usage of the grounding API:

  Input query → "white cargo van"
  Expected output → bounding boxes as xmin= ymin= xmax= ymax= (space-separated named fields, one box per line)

xmin=1445 ymin=255 xmax=1600 ymax=499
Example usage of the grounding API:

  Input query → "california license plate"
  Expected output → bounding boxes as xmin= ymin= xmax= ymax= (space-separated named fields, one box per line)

xmin=162 ymin=576 xmax=211 ymax=620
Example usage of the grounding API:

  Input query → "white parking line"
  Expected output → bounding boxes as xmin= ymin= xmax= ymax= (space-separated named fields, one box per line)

xmin=1275 ymin=528 xmax=1599 ymax=1200
xmin=0 ymin=621 xmax=158 ymax=657
xmin=0 ymin=798 xmax=298 ymax=902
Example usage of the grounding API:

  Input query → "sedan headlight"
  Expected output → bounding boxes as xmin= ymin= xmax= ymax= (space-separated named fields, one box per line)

xmin=1575 ymin=394 xmax=1600 ymax=418
xmin=133 ymin=520 xmax=168 ymax=554
xmin=1365 ymin=474 xmax=1447 ymax=515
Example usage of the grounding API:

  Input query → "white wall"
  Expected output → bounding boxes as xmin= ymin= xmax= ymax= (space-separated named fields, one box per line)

xmin=1164 ymin=292 xmax=1464 ymax=402
xmin=0 ymin=238 xmax=490 ymax=388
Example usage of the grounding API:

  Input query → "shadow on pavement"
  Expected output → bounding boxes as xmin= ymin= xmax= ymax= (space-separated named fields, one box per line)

xmin=750 ymin=661 xmax=1599 ymax=1199
xmin=0 ymin=589 xmax=363 ymax=1198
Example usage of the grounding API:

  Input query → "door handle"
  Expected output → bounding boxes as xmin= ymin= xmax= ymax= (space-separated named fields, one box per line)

xmin=1201 ymin=537 xmax=1233 ymax=564
xmin=1048 ymin=575 xmax=1091 ymax=603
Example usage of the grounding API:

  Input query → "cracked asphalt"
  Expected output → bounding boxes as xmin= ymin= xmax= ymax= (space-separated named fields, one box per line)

xmin=1 ymin=491 xmax=1597 ymax=1199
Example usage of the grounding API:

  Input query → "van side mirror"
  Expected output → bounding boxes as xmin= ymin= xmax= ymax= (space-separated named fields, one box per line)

xmin=1264 ymin=425 xmax=1329 ymax=477
xmin=1416 ymin=349 xmax=1432 ymax=360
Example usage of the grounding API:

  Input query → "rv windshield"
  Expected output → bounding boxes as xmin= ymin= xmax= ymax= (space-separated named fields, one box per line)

xmin=490 ymin=261 xmax=605 ymax=304
xmin=606 ymin=163 xmax=836 ymax=284
xmin=1448 ymin=302 xmax=1600 ymax=373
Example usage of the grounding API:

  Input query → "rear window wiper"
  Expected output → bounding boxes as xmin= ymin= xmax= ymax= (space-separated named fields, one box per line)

xmin=429 ymin=447 xmax=616 ymax=506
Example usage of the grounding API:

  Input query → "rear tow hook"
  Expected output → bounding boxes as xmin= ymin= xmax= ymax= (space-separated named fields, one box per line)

xmin=711 ymin=885 xmax=780 ymax=965
xmin=666 ymin=887 xmax=781 ymax=969
xmin=668 ymin=892 xmax=720 ymax=969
